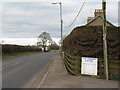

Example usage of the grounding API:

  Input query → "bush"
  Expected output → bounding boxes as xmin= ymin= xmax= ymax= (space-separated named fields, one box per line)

xmin=2 ymin=45 xmax=42 ymax=54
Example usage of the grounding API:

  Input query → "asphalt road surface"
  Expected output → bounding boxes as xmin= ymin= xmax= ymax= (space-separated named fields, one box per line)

xmin=2 ymin=50 xmax=57 ymax=88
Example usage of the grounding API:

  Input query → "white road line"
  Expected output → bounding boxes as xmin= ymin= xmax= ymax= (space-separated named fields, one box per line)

xmin=3 ymin=62 xmax=12 ymax=65
xmin=37 ymin=55 xmax=55 ymax=88
xmin=2 ymin=61 xmax=25 ymax=70
xmin=12 ymin=61 xmax=24 ymax=66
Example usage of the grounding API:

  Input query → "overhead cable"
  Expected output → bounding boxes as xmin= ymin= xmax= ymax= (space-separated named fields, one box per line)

xmin=65 ymin=2 xmax=85 ymax=29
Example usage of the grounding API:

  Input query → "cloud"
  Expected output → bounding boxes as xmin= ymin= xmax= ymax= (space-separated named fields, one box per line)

xmin=1 ymin=0 xmax=119 ymax=3
xmin=1 ymin=38 xmax=38 ymax=45
xmin=2 ymin=2 xmax=61 ymax=38
xmin=106 ymin=2 xmax=118 ymax=26
xmin=0 ymin=2 xmax=2 ymax=37
xmin=1 ymin=37 xmax=60 ymax=46
xmin=1 ymin=1 xmax=118 ymax=45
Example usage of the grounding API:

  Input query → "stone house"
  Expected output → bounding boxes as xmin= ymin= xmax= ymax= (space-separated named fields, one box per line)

xmin=86 ymin=9 xmax=114 ymax=26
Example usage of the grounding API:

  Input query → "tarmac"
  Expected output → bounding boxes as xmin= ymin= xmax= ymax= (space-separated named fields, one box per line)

xmin=39 ymin=53 xmax=119 ymax=88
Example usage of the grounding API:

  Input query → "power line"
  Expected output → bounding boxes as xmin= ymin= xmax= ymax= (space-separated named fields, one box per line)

xmin=65 ymin=2 xmax=85 ymax=29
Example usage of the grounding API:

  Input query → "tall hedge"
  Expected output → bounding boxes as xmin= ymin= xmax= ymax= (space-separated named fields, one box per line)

xmin=63 ymin=26 xmax=120 ymax=60
xmin=2 ymin=45 xmax=42 ymax=54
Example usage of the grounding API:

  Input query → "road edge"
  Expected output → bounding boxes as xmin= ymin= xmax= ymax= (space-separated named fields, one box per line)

xmin=24 ymin=53 xmax=56 ymax=88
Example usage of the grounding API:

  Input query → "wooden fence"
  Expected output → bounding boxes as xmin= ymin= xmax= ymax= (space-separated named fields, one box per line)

xmin=64 ymin=53 xmax=79 ymax=75
xmin=63 ymin=52 xmax=120 ymax=80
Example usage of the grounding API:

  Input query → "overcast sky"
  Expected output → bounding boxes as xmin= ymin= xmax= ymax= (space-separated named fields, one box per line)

xmin=0 ymin=0 xmax=119 ymax=45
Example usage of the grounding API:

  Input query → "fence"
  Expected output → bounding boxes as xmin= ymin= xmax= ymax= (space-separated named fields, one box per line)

xmin=63 ymin=52 xmax=120 ymax=80
xmin=64 ymin=52 xmax=80 ymax=75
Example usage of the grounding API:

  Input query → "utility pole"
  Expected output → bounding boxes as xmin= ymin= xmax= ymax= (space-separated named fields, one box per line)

xmin=60 ymin=2 xmax=63 ymax=49
xmin=52 ymin=2 xmax=63 ymax=51
xmin=102 ymin=0 xmax=108 ymax=80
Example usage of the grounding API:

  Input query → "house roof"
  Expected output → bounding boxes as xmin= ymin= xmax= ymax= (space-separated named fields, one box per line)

xmin=86 ymin=15 xmax=114 ymax=26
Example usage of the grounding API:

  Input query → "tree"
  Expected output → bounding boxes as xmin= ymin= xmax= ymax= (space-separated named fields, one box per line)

xmin=49 ymin=41 xmax=59 ymax=50
xmin=0 ymin=40 xmax=4 ymax=45
xmin=48 ymin=38 xmax=53 ymax=46
xmin=37 ymin=32 xmax=52 ymax=51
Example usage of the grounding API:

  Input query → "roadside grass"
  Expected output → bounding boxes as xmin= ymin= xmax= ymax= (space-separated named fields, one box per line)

xmin=109 ymin=74 xmax=120 ymax=81
xmin=2 ymin=51 xmax=42 ymax=60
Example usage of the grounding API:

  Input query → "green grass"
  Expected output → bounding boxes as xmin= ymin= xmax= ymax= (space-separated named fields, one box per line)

xmin=109 ymin=74 xmax=120 ymax=81
xmin=2 ymin=51 xmax=42 ymax=60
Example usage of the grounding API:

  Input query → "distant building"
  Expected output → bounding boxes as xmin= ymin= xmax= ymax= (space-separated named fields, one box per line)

xmin=86 ymin=9 xmax=114 ymax=26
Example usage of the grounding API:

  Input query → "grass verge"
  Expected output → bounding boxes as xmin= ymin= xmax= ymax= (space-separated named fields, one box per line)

xmin=2 ymin=51 xmax=42 ymax=60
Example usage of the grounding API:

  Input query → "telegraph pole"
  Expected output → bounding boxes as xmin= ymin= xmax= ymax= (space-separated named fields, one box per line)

xmin=102 ymin=0 xmax=108 ymax=80
xmin=60 ymin=2 xmax=63 ymax=49
xmin=52 ymin=2 xmax=63 ymax=51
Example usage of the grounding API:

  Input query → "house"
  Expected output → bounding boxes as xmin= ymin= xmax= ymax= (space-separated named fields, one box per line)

xmin=86 ymin=9 xmax=114 ymax=26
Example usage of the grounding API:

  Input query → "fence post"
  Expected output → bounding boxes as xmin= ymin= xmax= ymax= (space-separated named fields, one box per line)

xmin=77 ymin=54 xmax=80 ymax=75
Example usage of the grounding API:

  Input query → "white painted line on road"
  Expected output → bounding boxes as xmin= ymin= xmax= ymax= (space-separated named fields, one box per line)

xmin=2 ymin=61 xmax=25 ymax=70
xmin=3 ymin=60 xmax=25 ymax=65
xmin=3 ymin=62 xmax=12 ymax=65
xmin=12 ymin=61 xmax=24 ymax=66
xmin=37 ymin=55 xmax=55 ymax=88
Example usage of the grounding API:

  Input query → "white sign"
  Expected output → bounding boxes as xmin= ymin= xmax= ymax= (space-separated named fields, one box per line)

xmin=81 ymin=57 xmax=98 ymax=75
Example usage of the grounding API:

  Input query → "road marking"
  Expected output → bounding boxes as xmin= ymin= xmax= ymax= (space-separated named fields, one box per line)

xmin=2 ymin=61 xmax=25 ymax=70
xmin=3 ymin=62 xmax=12 ymax=65
xmin=37 ymin=55 xmax=55 ymax=88
xmin=12 ymin=61 xmax=24 ymax=66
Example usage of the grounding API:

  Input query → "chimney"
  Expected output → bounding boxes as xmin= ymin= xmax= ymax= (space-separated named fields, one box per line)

xmin=94 ymin=9 xmax=103 ymax=17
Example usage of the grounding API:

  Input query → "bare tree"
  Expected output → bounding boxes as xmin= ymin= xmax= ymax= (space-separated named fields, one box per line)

xmin=48 ymin=38 xmax=53 ymax=46
xmin=37 ymin=32 xmax=52 ymax=51
xmin=49 ymin=41 xmax=59 ymax=50
xmin=0 ymin=40 xmax=4 ymax=45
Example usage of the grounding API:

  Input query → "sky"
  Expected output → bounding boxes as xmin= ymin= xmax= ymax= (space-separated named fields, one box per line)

xmin=0 ymin=0 xmax=119 ymax=45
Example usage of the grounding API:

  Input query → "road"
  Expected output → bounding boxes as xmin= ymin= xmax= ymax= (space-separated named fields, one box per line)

xmin=2 ymin=51 xmax=57 ymax=88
